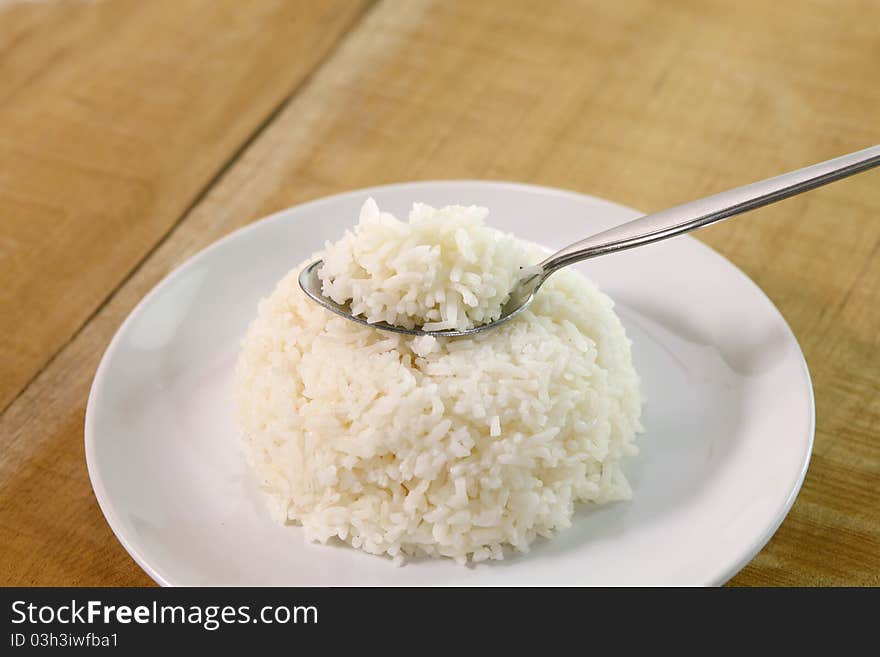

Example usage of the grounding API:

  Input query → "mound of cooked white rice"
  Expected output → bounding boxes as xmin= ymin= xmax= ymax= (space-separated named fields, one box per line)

xmin=235 ymin=199 xmax=642 ymax=565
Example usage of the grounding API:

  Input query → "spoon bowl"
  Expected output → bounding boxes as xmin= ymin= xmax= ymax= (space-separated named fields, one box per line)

xmin=297 ymin=260 xmax=501 ymax=337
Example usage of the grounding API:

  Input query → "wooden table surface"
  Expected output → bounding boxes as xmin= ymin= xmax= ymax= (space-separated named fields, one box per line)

xmin=1 ymin=0 xmax=878 ymax=587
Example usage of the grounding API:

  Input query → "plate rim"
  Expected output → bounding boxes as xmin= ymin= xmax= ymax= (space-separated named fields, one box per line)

xmin=84 ymin=179 xmax=815 ymax=587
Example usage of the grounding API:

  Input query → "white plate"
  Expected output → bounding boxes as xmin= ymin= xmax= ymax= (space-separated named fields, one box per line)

xmin=85 ymin=181 xmax=814 ymax=586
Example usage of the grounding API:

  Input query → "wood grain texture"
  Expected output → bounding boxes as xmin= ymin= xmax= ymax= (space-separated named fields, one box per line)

xmin=1 ymin=0 xmax=878 ymax=586
xmin=0 ymin=0 xmax=371 ymax=411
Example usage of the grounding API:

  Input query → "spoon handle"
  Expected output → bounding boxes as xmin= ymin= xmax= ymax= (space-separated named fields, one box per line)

xmin=541 ymin=144 xmax=880 ymax=273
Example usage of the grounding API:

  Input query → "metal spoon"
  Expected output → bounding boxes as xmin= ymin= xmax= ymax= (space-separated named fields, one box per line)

xmin=300 ymin=144 xmax=880 ymax=337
